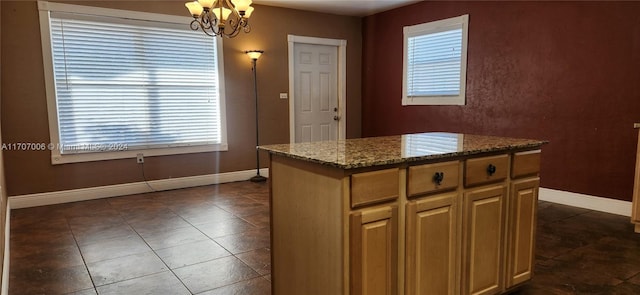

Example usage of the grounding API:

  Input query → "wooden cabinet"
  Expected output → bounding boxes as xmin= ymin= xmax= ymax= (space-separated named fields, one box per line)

xmin=459 ymin=155 xmax=510 ymax=295
xmin=465 ymin=155 xmax=508 ymax=187
xmin=632 ymin=124 xmax=640 ymax=233
xmin=405 ymin=192 xmax=459 ymax=295
xmin=350 ymin=205 xmax=399 ymax=295
xmin=349 ymin=170 xmax=400 ymax=295
xmin=268 ymin=147 xmax=543 ymax=295
xmin=506 ymin=177 xmax=539 ymax=287
xmin=407 ymin=161 xmax=459 ymax=197
xmin=504 ymin=150 xmax=541 ymax=289
xmin=352 ymin=169 xmax=400 ymax=208
xmin=462 ymin=185 xmax=507 ymax=295
xmin=270 ymin=157 xmax=344 ymax=295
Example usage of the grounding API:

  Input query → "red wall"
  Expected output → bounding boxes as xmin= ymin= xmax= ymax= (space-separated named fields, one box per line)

xmin=362 ymin=1 xmax=640 ymax=201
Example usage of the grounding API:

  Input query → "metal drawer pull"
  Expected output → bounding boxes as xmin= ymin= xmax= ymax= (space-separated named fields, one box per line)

xmin=487 ymin=164 xmax=497 ymax=176
xmin=433 ymin=172 xmax=444 ymax=185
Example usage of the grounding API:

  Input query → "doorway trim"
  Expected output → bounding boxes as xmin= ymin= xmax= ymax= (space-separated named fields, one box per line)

xmin=288 ymin=35 xmax=347 ymax=143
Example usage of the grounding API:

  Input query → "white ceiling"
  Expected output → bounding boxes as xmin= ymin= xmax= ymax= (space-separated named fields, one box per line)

xmin=252 ymin=0 xmax=421 ymax=17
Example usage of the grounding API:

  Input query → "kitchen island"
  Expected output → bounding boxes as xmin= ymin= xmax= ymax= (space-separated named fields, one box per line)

xmin=259 ymin=133 xmax=546 ymax=295
xmin=632 ymin=123 xmax=640 ymax=233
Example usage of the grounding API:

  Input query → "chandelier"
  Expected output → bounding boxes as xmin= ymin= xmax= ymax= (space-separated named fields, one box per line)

xmin=185 ymin=0 xmax=254 ymax=38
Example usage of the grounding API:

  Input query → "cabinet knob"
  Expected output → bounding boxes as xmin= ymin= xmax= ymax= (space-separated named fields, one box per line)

xmin=486 ymin=164 xmax=497 ymax=176
xmin=433 ymin=172 xmax=444 ymax=185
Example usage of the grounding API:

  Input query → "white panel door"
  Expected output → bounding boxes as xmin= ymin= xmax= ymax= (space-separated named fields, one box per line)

xmin=294 ymin=43 xmax=338 ymax=143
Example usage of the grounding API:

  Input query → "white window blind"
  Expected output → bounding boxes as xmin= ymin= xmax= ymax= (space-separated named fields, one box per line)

xmin=403 ymin=15 xmax=469 ymax=106
xmin=407 ymin=29 xmax=462 ymax=96
xmin=48 ymin=10 xmax=224 ymax=155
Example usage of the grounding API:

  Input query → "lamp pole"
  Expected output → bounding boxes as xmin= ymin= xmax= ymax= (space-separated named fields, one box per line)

xmin=246 ymin=50 xmax=266 ymax=182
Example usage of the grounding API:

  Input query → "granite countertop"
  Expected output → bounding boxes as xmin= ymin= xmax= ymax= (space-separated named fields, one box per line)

xmin=258 ymin=132 xmax=547 ymax=169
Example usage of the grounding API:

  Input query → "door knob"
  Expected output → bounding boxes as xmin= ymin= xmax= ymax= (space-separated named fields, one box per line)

xmin=333 ymin=115 xmax=340 ymax=121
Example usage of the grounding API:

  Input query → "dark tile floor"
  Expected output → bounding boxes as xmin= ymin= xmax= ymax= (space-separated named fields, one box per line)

xmin=9 ymin=181 xmax=640 ymax=294
xmin=9 ymin=181 xmax=271 ymax=295
xmin=516 ymin=201 xmax=640 ymax=294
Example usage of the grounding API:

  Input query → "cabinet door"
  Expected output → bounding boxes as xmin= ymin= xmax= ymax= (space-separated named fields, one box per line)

xmin=350 ymin=205 xmax=398 ymax=295
xmin=506 ymin=177 xmax=539 ymax=288
xmin=406 ymin=192 xmax=458 ymax=295
xmin=462 ymin=185 xmax=506 ymax=295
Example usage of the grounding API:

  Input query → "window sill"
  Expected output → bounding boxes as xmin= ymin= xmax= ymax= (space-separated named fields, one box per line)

xmin=50 ymin=143 xmax=228 ymax=165
xmin=402 ymin=96 xmax=466 ymax=106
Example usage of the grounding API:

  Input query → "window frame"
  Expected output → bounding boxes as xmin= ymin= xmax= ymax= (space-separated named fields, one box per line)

xmin=38 ymin=1 xmax=228 ymax=165
xmin=402 ymin=14 xmax=469 ymax=106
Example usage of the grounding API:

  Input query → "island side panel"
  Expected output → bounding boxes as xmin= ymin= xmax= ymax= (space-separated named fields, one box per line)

xmin=270 ymin=155 xmax=346 ymax=294
xmin=633 ymin=127 xmax=640 ymax=232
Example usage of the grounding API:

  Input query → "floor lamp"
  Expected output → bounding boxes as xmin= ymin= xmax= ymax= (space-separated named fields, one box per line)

xmin=246 ymin=50 xmax=267 ymax=182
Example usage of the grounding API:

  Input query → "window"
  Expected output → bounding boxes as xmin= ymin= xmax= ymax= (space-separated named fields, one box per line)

xmin=38 ymin=1 xmax=227 ymax=164
xmin=402 ymin=15 xmax=469 ymax=106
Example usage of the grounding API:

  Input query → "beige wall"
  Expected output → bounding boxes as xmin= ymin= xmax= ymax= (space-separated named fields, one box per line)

xmin=0 ymin=1 xmax=362 ymax=196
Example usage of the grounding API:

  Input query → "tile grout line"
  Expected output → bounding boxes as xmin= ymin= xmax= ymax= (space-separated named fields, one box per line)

xmin=111 ymin=188 xmax=268 ymax=294
xmin=64 ymin=215 xmax=99 ymax=294
xmin=10 ymin=182 xmax=273 ymax=294
xmin=156 ymin=191 xmax=268 ymax=294
xmin=543 ymin=208 xmax=596 ymax=225
xmin=68 ymin=204 xmax=175 ymax=293
xmin=114 ymin=200 xmax=197 ymax=295
xmin=172 ymin=198 xmax=268 ymax=293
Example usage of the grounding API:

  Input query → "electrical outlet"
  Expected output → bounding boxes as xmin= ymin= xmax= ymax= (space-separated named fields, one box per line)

xmin=136 ymin=153 xmax=144 ymax=164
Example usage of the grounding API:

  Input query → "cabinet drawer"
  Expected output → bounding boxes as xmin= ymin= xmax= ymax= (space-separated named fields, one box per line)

xmin=465 ymin=155 xmax=509 ymax=187
xmin=512 ymin=150 xmax=541 ymax=178
xmin=351 ymin=168 xmax=399 ymax=208
xmin=407 ymin=161 xmax=459 ymax=197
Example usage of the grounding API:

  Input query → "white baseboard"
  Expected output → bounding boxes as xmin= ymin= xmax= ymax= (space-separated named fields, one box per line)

xmin=539 ymin=187 xmax=632 ymax=217
xmin=9 ymin=168 xmax=269 ymax=209
xmin=8 ymin=177 xmax=629 ymax=215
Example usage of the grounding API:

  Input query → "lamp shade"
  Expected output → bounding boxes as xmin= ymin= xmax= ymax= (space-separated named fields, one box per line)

xmin=185 ymin=1 xmax=204 ymax=16
xmin=213 ymin=7 xmax=232 ymax=21
xmin=197 ymin=0 xmax=214 ymax=9
xmin=246 ymin=50 xmax=263 ymax=60
xmin=244 ymin=6 xmax=255 ymax=18
xmin=233 ymin=0 xmax=252 ymax=12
